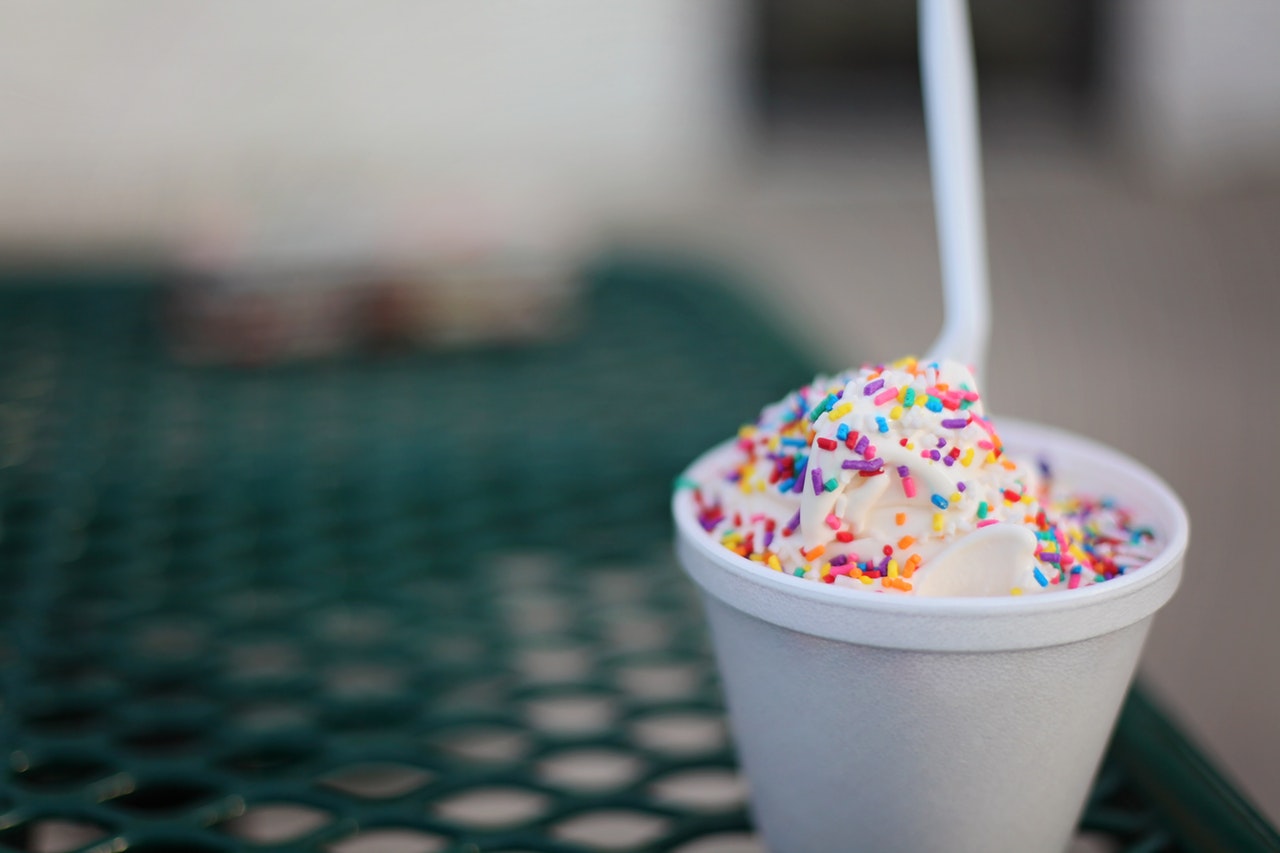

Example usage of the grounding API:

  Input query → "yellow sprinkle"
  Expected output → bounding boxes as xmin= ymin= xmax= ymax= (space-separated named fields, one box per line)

xmin=1021 ymin=494 xmax=1033 ymax=504
xmin=887 ymin=559 xmax=899 ymax=579
xmin=1069 ymin=545 xmax=1088 ymax=563
xmin=905 ymin=442 xmax=915 ymax=450
xmin=828 ymin=402 xmax=853 ymax=420
xmin=767 ymin=555 xmax=782 ymax=572
xmin=889 ymin=405 xmax=904 ymax=420
xmin=768 ymin=436 xmax=780 ymax=451
xmin=961 ymin=447 xmax=974 ymax=467
xmin=738 ymin=425 xmax=757 ymax=439
xmin=820 ymin=561 xmax=831 ymax=578
xmin=933 ymin=512 xmax=946 ymax=532
xmin=1010 ymin=587 xmax=1023 ymax=596
xmin=950 ymin=492 xmax=962 ymax=503
xmin=985 ymin=451 xmax=998 ymax=464
xmin=756 ymin=481 xmax=767 ymax=493
xmin=898 ymin=387 xmax=908 ymax=402
xmin=748 ymin=553 xmax=764 ymax=562
xmin=739 ymin=477 xmax=753 ymax=494
xmin=859 ymin=575 xmax=873 ymax=585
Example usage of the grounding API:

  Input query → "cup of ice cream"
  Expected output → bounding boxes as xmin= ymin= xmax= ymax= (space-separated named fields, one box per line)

xmin=672 ymin=358 xmax=1188 ymax=853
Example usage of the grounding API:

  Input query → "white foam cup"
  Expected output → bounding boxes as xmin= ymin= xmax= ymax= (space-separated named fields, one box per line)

xmin=673 ymin=419 xmax=1188 ymax=853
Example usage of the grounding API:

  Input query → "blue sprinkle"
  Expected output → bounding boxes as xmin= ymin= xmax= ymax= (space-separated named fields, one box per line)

xmin=876 ymin=416 xmax=888 ymax=434
xmin=781 ymin=437 xmax=807 ymax=448
xmin=836 ymin=423 xmax=850 ymax=441
xmin=925 ymin=398 xmax=944 ymax=413
xmin=931 ymin=494 xmax=949 ymax=510
xmin=778 ymin=478 xmax=796 ymax=493
xmin=1033 ymin=567 xmax=1049 ymax=587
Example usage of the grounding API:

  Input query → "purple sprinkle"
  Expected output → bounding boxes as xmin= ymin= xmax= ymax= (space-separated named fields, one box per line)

xmin=700 ymin=518 xmax=719 ymax=532
xmin=830 ymin=554 xmax=849 ymax=567
xmin=785 ymin=510 xmax=800 ymax=532
xmin=943 ymin=455 xmax=956 ymax=467
xmin=957 ymin=482 xmax=966 ymax=492
xmin=1040 ymin=552 xmax=1061 ymax=564
xmin=763 ymin=530 xmax=775 ymax=548
xmin=877 ymin=555 xmax=891 ymax=572
xmin=896 ymin=465 xmax=910 ymax=478
xmin=941 ymin=418 xmax=969 ymax=429
xmin=811 ymin=468 xmax=824 ymax=494
xmin=929 ymin=450 xmax=941 ymax=461
xmin=842 ymin=458 xmax=883 ymax=471
xmin=937 ymin=437 xmax=947 ymax=448
xmin=792 ymin=460 xmax=808 ymax=493
xmin=863 ymin=378 xmax=885 ymax=396
xmin=853 ymin=435 xmax=869 ymax=454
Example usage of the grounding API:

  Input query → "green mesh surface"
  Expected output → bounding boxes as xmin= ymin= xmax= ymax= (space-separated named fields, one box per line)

xmin=0 ymin=256 xmax=1276 ymax=853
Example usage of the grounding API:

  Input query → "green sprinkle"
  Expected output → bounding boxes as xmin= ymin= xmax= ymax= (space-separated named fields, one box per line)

xmin=977 ymin=501 xmax=989 ymax=519
xmin=902 ymin=388 xmax=916 ymax=407
xmin=794 ymin=568 xmax=806 ymax=577
xmin=674 ymin=475 xmax=699 ymax=491
xmin=824 ymin=477 xmax=838 ymax=492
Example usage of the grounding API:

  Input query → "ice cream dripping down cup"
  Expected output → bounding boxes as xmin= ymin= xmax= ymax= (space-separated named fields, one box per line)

xmin=673 ymin=419 xmax=1188 ymax=853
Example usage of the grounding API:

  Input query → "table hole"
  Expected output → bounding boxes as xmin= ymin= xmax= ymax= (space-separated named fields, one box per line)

xmin=630 ymin=712 xmax=726 ymax=755
xmin=220 ymin=803 xmax=333 ymax=845
xmin=323 ymin=663 xmax=405 ymax=698
xmin=616 ymin=662 xmax=701 ymax=699
xmin=0 ymin=818 xmax=111 ymax=853
xmin=131 ymin=620 xmax=209 ymax=660
xmin=112 ymin=780 xmax=220 ymax=813
xmin=602 ymin=617 xmax=671 ymax=651
xmin=327 ymin=828 xmax=449 ymax=853
xmin=22 ymin=701 xmax=104 ymax=735
xmin=118 ymin=724 xmax=204 ymax=755
xmin=551 ymin=810 xmax=669 ymax=851
xmin=649 ymin=768 xmax=746 ymax=812
xmin=226 ymin=640 xmax=303 ymax=678
xmin=431 ymin=725 xmax=531 ymax=763
xmin=536 ymin=749 xmax=645 ymax=792
xmin=218 ymin=740 xmax=318 ymax=776
xmin=12 ymin=756 xmax=114 ymax=790
xmin=671 ymin=833 xmax=766 ymax=853
xmin=430 ymin=787 xmax=552 ymax=830
xmin=319 ymin=763 xmax=435 ymax=799
xmin=586 ymin=570 xmax=650 ymax=603
xmin=231 ymin=702 xmax=312 ymax=732
xmin=126 ymin=839 xmax=236 ymax=853
xmin=1066 ymin=833 xmax=1124 ymax=853
xmin=524 ymin=694 xmax=616 ymax=735
xmin=313 ymin=605 xmax=394 ymax=645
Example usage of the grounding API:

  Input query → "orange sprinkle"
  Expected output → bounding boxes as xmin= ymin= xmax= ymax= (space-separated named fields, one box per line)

xmin=897 ymin=535 xmax=916 ymax=549
xmin=895 ymin=512 xmax=907 ymax=526
xmin=801 ymin=545 xmax=826 ymax=560
xmin=1001 ymin=459 xmax=1017 ymax=470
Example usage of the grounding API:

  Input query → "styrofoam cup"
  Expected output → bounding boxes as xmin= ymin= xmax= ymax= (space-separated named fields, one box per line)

xmin=673 ymin=419 xmax=1188 ymax=853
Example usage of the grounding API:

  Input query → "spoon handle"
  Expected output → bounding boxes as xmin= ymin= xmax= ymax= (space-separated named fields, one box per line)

xmin=919 ymin=0 xmax=991 ymax=380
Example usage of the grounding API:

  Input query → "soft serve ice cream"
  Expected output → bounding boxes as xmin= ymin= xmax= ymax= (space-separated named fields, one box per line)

xmin=689 ymin=357 xmax=1156 ymax=596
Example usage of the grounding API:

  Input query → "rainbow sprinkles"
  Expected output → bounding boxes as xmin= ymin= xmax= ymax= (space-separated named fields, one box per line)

xmin=686 ymin=357 xmax=1158 ymax=596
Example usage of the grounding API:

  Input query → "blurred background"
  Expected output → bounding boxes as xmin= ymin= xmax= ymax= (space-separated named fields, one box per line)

xmin=2 ymin=0 xmax=1279 ymax=832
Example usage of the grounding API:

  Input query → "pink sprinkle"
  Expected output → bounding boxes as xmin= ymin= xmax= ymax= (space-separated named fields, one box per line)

xmin=1068 ymin=572 xmax=1082 ymax=589
xmin=977 ymin=440 xmax=994 ymax=450
xmin=873 ymin=387 xmax=898 ymax=406
xmin=977 ymin=519 xmax=999 ymax=528
xmin=825 ymin=513 xmax=842 ymax=530
xmin=902 ymin=476 xmax=917 ymax=498
xmin=863 ymin=443 xmax=877 ymax=460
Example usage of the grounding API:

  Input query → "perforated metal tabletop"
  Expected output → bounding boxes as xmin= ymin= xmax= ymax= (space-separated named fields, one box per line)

xmin=0 ymin=256 xmax=1276 ymax=853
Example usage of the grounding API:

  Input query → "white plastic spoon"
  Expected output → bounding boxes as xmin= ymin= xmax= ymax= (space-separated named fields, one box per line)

xmin=919 ymin=0 xmax=991 ymax=380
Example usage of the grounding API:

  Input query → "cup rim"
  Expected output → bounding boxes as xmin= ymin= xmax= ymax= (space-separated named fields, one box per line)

xmin=673 ymin=418 xmax=1188 ymax=633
